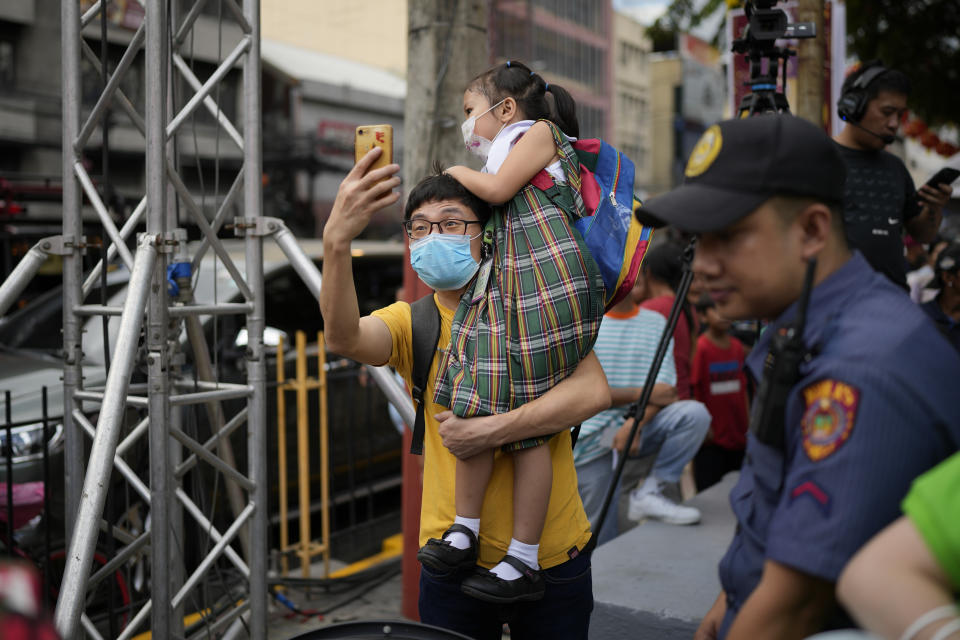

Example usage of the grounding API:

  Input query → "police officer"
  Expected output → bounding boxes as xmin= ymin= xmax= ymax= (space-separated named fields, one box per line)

xmin=637 ymin=114 xmax=960 ymax=640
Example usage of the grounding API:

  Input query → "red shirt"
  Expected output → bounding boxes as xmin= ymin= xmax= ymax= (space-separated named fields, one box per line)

xmin=691 ymin=334 xmax=748 ymax=451
xmin=641 ymin=295 xmax=693 ymax=399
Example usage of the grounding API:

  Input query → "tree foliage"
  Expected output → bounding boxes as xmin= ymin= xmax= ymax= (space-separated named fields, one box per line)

xmin=648 ymin=0 xmax=727 ymax=52
xmin=846 ymin=0 xmax=960 ymax=125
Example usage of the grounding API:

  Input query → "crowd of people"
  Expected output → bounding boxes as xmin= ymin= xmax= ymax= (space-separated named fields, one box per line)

xmin=320 ymin=59 xmax=960 ymax=640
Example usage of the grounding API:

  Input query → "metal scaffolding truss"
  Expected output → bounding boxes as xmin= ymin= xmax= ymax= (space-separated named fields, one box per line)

xmin=0 ymin=2 xmax=417 ymax=638
xmin=52 ymin=1 xmax=270 ymax=637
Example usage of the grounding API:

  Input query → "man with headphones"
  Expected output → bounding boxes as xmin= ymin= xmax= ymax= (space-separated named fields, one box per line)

xmin=833 ymin=62 xmax=953 ymax=290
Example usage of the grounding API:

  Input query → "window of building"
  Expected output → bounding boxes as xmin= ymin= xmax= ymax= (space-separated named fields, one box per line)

xmin=578 ymin=104 xmax=605 ymax=138
xmin=0 ymin=40 xmax=14 ymax=91
xmin=81 ymin=41 xmax=144 ymax=112
xmin=619 ymin=42 xmax=647 ymax=72
xmin=532 ymin=0 xmax=604 ymax=31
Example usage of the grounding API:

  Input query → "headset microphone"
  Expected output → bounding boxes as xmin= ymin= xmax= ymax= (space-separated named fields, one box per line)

xmin=844 ymin=118 xmax=896 ymax=145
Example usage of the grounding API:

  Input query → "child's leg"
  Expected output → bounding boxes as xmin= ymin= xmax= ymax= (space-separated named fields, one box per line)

xmin=455 ymin=450 xmax=495 ymax=518
xmin=443 ymin=450 xmax=494 ymax=551
xmin=490 ymin=444 xmax=552 ymax=580
xmin=511 ymin=444 xmax=552 ymax=543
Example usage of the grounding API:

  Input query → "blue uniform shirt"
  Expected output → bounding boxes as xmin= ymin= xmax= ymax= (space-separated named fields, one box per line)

xmin=920 ymin=297 xmax=960 ymax=354
xmin=717 ymin=252 xmax=960 ymax=637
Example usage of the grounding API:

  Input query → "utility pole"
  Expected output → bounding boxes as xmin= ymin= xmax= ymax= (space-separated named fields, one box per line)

xmin=404 ymin=0 xmax=488 ymax=192
xmin=401 ymin=0 xmax=488 ymax=620
xmin=795 ymin=0 xmax=825 ymax=127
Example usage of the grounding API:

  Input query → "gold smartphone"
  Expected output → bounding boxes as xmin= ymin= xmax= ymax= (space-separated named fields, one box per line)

xmin=354 ymin=124 xmax=393 ymax=176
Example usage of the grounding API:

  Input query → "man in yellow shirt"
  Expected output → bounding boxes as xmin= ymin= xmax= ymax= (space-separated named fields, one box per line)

xmin=319 ymin=149 xmax=610 ymax=640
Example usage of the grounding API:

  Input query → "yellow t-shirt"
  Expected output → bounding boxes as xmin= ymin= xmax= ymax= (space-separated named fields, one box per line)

xmin=371 ymin=294 xmax=593 ymax=569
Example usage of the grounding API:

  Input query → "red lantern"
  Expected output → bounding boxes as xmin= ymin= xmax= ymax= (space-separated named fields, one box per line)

xmin=935 ymin=141 xmax=959 ymax=157
xmin=902 ymin=120 xmax=928 ymax=138
xmin=920 ymin=131 xmax=940 ymax=149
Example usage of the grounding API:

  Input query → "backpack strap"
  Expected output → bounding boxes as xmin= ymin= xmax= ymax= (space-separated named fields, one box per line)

xmin=527 ymin=120 xmax=586 ymax=219
xmin=570 ymin=424 xmax=581 ymax=449
xmin=409 ymin=294 xmax=441 ymax=455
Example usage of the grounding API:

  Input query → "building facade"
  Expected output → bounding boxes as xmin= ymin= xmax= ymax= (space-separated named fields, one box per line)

xmin=611 ymin=11 xmax=652 ymax=194
xmin=489 ymin=0 xmax=614 ymax=139
xmin=648 ymin=52 xmax=683 ymax=196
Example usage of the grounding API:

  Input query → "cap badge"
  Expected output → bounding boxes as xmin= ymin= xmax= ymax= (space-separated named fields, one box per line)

xmin=685 ymin=124 xmax=723 ymax=178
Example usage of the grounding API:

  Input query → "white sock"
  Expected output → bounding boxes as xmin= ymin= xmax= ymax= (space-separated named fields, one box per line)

xmin=444 ymin=516 xmax=480 ymax=550
xmin=491 ymin=538 xmax=539 ymax=580
xmin=638 ymin=474 xmax=662 ymax=496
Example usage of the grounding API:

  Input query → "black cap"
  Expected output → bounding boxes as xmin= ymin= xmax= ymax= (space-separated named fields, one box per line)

xmin=637 ymin=114 xmax=847 ymax=233
xmin=927 ymin=242 xmax=960 ymax=289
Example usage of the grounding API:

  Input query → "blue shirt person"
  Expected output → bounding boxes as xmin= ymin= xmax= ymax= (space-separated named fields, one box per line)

xmin=636 ymin=114 xmax=960 ymax=640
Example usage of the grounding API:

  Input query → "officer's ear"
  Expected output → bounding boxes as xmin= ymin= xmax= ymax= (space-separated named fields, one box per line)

xmin=795 ymin=203 xmax=832 ymax=261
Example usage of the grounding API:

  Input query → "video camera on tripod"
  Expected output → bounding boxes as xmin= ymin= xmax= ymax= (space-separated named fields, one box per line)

xmin=733 ymin=0 xmax=816 ymax=116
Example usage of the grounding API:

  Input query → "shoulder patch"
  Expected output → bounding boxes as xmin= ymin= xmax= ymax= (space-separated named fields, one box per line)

xmin=801 ymin=379 xmax=860 ymax=462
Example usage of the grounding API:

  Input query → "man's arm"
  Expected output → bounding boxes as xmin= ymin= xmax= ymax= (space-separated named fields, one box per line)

xmin=607 ymin=383 xmax=677 ymax=454
xmin=436 ymin=351 xmax=610 ymax=459
xmin=906 ymin=182 xmax=952 ymax=243
xmin=725 ymin=560 xmax=835 ymax=640
xmin=838 ymin=517 xmax=957 ymax=640
xmin=609 ymin=383 xmax=677 ymax=408
xmin=695 ymin=591 xmax=728 ymax=640
xmin=320 ymin=149 xmax=401 ymax=365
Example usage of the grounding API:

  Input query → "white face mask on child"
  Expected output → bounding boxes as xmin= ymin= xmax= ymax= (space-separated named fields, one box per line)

xmin=461 ymin=99 xmax=506 ymax=162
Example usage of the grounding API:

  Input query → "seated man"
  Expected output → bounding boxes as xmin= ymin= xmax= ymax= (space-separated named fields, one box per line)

xmin=319 ymin=149 xmax=610 ymax=640
xmin=574 ymin=277 xmax=710 ymax=538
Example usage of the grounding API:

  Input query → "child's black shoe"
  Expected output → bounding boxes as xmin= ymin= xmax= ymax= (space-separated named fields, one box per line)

xmin=460 ymin=554 xmax=545 ymax=603
xmin=416 ymin=523 xmax=478 ymax=572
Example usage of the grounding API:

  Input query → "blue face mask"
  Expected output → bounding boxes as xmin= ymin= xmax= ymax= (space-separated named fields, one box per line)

xmin=409 ymin=233 xmax=480 ymax=291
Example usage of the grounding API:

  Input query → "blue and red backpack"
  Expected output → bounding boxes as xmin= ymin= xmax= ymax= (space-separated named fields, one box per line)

xmin=530 ymin=137 xmax=653 ymax=310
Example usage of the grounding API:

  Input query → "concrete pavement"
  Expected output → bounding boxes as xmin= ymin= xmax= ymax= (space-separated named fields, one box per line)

xmin=265 ymin=472 xmax=738 ymax=639
xmin=590 ymin=472 xmax=739 ymax=639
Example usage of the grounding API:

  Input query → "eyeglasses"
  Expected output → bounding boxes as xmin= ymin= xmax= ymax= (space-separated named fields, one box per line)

xmin=402 ymin=218 xmax=483 ymax=240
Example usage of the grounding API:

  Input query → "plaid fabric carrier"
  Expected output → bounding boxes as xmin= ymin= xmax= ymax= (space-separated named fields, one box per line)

xmin=433 ymin=121 xmax=606 ymax=425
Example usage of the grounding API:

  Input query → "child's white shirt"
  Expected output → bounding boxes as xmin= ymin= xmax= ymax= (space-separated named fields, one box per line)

xmin=482 ymin=120 xmax=571 ymax=184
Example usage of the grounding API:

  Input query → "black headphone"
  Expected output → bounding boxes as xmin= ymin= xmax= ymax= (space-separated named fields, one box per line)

xmin=837 ymin=64 xmax=889 ymax=123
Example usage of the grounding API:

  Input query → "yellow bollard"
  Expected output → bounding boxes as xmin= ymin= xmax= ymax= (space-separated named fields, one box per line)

xmin=276 ymin=335 xmax=289 ymax=576
xmin=275 ymin=330 xmax=331 ymax=577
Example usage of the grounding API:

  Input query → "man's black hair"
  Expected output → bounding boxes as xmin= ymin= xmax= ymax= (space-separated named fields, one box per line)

xmin=842 ymin=62 xmax=911 ymax=103
xmin=642 ymin=241 xmax=684 ymax=291
xmin=404 ymin=172 xmax=491 ymax=225
xmin=642 ymin=241 xmax=696 ymax=334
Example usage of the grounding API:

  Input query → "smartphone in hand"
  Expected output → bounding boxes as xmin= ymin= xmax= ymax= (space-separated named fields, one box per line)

xmin=924 ymin=167 xmax=960 ymax=189
xmin=354 ymin=125 xmax=393 ymax=178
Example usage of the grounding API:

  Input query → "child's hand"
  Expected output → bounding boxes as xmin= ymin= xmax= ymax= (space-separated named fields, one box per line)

xmin=445 ymin=165 xmax=468 ymax=182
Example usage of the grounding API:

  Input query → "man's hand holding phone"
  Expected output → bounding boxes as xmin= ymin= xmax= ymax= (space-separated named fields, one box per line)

xmin=918 ymin=167 xmax=957 ymax=214
xmin=325 ymin=144 xmax=400 ymax=250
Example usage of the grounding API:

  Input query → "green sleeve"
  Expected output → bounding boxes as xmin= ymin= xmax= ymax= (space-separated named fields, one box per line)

xmin=901 ymin=451 xmax=960 ymax=589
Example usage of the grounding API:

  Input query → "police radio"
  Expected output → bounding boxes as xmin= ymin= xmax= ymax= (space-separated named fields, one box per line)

xmin=750 ymin=258 xmax=816 ymax=449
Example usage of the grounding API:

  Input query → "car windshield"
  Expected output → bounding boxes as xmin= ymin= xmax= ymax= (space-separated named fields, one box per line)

xmin=0 ymin=239 xmax=404 ymax=363
xmin=0 ymin=278 xmax=128 ymax=355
